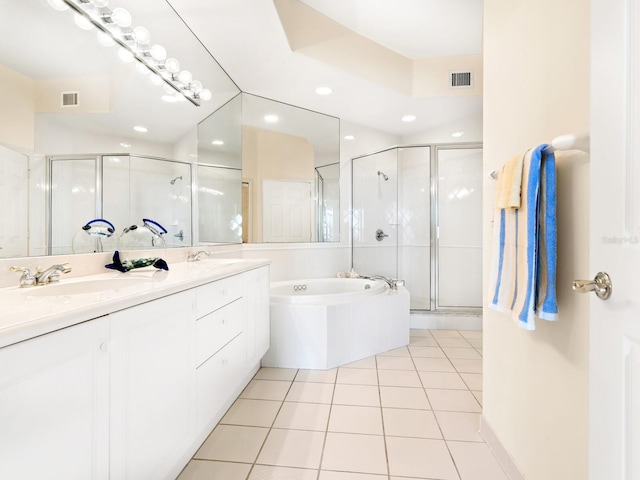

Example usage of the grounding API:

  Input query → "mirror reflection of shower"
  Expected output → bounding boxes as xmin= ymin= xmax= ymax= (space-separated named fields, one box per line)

xmin=377 ymin=170 xmax=389 ymax=181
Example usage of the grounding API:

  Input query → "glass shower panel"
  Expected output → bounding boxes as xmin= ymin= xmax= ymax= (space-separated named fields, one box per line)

xmin=398 ymin=147 xmax=431 ymax=310
xmin=352 ymin=149 xmax=398 ymax=279
xmin=197 ymin=165 xmax=242 ymax=244
xmin=50 ymin=158 xmax=97 ymax=255
xmin=436 ymin=147 xmax=483 ymax=308
xmin=104 ymin=156 xmax=192 ymax=248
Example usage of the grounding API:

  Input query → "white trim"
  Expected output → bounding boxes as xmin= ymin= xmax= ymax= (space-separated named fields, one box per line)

xmin=479 ymin=416 xmax=525 ymax=480
xmin=410 ymin=311 xmax=482 ymax=330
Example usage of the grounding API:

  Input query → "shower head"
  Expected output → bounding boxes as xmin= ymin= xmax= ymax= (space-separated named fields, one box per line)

xmin=377 ymin=171 xmax=389 ymax=181
xmin=170 ymin=176 xmax=182 ymax=185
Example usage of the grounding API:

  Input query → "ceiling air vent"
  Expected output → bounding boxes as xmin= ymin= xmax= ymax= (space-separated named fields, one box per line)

xmin=450 ymin=71 xmax=473 ymax=89
xmin=61 ymin=91 xmax=79 ymax=107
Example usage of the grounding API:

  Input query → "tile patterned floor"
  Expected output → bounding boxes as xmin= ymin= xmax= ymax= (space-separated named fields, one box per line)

xmin=178 ymin=329 xmax=508 ymax=480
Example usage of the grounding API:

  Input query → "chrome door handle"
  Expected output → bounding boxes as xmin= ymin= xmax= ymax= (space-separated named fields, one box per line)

xmin=375 ymin=229 xmax=389 ymax=241
xmin=573 ymin=272 xmax=612 ymax=300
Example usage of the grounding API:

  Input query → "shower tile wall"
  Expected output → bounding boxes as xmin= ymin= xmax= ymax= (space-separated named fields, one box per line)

xmin=352 ymin=150 xmax=398 ymax=279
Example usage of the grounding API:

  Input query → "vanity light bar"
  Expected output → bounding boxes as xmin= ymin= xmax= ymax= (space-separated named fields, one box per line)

xmin=56 ymin=0 xmax=209 ymax=107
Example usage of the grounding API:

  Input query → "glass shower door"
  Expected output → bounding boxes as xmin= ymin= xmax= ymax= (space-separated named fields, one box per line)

xmin=352 ymin=149 xmax=398 ymax=280
xmin=436 ymin=147 xmax=483 ymax=309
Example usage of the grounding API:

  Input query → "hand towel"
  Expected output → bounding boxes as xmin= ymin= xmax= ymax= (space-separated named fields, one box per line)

xmin=495 ymin=151 xmax=527 ymax=208
xmin=488 ymin=145 xmax=557 ymax=329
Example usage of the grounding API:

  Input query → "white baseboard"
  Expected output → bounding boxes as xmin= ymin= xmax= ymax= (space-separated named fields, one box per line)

xmin=410 ymin=311 xmax=482 ymax=330
xmin=479 ymin=415 xmax=525 ymax=480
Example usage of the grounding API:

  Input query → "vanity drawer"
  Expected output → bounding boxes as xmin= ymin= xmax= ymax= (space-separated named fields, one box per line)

xmin=195 ymin=275 xmax=243 ymax=318
xmin=196 ymin=298 xmax=244 ymax=366
xmin=196 ymin=332 xmax=245 ymax=432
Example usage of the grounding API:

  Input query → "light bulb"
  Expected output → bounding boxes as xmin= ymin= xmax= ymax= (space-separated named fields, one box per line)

xmin=91 ymin=0 xmax=109 ymax=7
xmin=74 ymin=13 xmax=94 ymax=30
xmin=149 ymin=44 xmax=166 ymax=61
xmin=199 ymin=89 xmax=212 ymax=101
xmin=47 ymin=0 xmax=69 ymax=11
xmin=97 ymin=31 xmax=115 ymax=47
xmin=111 ymin=7 xmax=132 ymax=27
xmin=163 ymin=84 xmax=175 ymax=95
xmin=190 ymin=80 xmax=203 ymax=94
xmin=161 ymin=94 xmax=178 ymax=103
xmin=133 ymin=26 xmax=150 ymax=45
xmin=118 ymin=47 xmax=134 ymax=63
xmin=401 ymin=114 xmax=417 ymax=122
xmin=177 ymin=70 xmax=192 ymax=84
xmin=165 ymin=58 xmax=180 ymax=74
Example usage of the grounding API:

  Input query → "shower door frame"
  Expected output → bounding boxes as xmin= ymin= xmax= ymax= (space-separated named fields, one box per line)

xmin=350 ymin=142 xmax=483 ymax=313
xmin=431 ymin=142 xmax=483 ymax=313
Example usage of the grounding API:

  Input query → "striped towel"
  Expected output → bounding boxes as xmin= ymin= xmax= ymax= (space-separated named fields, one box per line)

xmin=488 ymin=145 xmax=558 ymax=329
xmin=495 ymin=151 xmax=527 ymax=209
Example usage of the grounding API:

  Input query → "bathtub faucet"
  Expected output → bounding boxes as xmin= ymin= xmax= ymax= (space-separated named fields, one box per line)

xmin=358 ymin=274 xmax=404 ymax=290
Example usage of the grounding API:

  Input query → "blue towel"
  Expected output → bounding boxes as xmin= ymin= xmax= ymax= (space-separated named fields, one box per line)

xmin=489 ymin=145 xmax=558 ymax=329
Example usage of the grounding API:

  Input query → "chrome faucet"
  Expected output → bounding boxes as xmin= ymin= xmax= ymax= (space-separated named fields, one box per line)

xmin=34 ymin=263 xmax=72 ymax=285
xmin=10 ymin=266 xmax=36 ymax=288
xmin=187 ymin=250 xmax=210 ymax=262
xmin=358 ymin=274 xmax=404 ymax=290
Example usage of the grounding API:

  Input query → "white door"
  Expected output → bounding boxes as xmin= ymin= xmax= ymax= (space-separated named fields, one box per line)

xmin=263 ymin=179 xmax=312 ymax=242
xmin=590 ymin=0 xmax=640 ymax=478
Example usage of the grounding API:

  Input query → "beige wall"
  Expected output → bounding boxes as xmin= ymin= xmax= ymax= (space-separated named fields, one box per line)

xmin=242 ymin=125 xmax=315 ymax=243
xmin=0 ymin=65 xmax=35 ymax=152
xmin=483 ymin=1 xmax=590 ymax=479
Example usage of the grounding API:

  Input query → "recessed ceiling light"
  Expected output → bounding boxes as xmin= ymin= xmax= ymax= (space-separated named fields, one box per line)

xmin=401 ymin=115 xmax=417 ymax=122
xmin=451 ymin=131 xmax=465 ymax=138
xmin=120 ymin=143 xmax=131 ymax=148
xmin=264 ymin=114 xmax=279 ymax=123
xmin=315 ymin=86 xmax=333 ymax=95
xmin=344 ymin=135 xmax=355 ymax=140
xmin=133 ymin=125 xmax=148 ymax=133
xmin=211 ymin=140 xmax=225 ymax=145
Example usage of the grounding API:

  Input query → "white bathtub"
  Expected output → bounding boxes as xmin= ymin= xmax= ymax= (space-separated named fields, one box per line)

xmin=263 ymin=278 xmax=410 ymax=370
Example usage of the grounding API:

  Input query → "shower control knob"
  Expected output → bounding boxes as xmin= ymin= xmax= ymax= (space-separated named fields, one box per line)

xmin=375 ymin=229 xmax=389 ymax=241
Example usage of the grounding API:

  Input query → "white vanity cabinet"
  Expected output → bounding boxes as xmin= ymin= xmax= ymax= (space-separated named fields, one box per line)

xmin=194 ymin=274 xmax=246 ymax=436
xmin=0 ymin=262 xmax=270 ymax=480
xmin=244 ymin=265 xmax=270 ymax=367
xmin=109 ymin=289 xmax=197 ymax=480
xmin=0 ymin=319 xmax=110 ymax=480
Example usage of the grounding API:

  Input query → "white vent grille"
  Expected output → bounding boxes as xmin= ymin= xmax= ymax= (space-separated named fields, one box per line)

xmin=450 ymin=71 xmax=473 ymax=88
xmin=61 ymin=91 xmax=79 ymax=107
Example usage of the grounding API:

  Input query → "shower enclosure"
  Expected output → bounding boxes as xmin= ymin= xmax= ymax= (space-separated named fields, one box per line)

xmin=48 ymin=154 xmax=191 ymax=255
xmin=351 ymin=143 xmax=483 ymax=312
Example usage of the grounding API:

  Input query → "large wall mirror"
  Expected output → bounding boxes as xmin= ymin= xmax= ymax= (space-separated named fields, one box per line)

xmin=0 ymin=0 xmax=239 ymax=258
xmin=196 ymin=93 xmax=340 ymax=245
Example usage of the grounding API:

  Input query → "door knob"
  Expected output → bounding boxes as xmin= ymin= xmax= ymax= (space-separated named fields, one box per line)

xmin=375 ymin=229 xmax=389 ymax=242
xmin=573 ymin=272 xmax=612 ymax=300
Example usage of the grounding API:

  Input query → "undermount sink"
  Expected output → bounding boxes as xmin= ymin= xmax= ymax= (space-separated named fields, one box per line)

xmin=22 ymin=278 xmax=150 ymax=297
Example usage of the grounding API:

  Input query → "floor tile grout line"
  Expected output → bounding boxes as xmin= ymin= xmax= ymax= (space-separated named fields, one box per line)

xmin=374 ymin=353 xmax=393 ymax=480
xmin=315 ymin=370 xmax=338 ymax=480
xmin=244 ymin=368 xmax=299 ymax=480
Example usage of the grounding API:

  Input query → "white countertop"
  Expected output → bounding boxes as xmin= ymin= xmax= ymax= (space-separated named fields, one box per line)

xmin=0 ymin=258 xmax=269 ymax=349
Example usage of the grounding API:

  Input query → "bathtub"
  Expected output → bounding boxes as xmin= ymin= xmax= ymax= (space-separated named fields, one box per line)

xmin=262 ymin=278 xmax=410 ymax=370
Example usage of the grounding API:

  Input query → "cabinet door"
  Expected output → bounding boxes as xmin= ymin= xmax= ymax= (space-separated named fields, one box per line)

xmin=0 ymin=319 xmax=110 ymax=480
xmin=244 ymin=265 xmax=270 ymax=367
xmin=196 ymin=332 xmax=246 ymax=435
xmin=109 ymin=290 xmax=196 ymax=480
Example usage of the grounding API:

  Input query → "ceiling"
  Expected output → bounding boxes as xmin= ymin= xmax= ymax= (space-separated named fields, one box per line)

xmin=168 ymin=0 xmax=483 ymax=138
